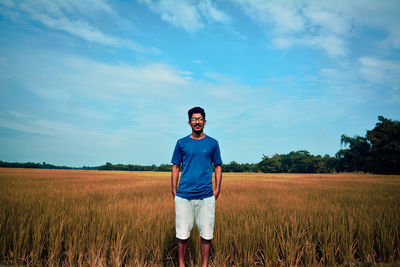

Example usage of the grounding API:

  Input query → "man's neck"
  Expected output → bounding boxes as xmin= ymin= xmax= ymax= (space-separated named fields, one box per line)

xmin=190 ymin=131 xmax=205 ymax=139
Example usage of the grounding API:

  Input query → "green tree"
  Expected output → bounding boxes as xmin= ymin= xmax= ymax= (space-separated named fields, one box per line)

xmin=99 ymin=162 xmax=114 ymax=170
xmin=336 ymin=135 xmax=371 ymax=172
xmin=259 ymin=154 xmax=281 ymax=173
xmin=318 ymin=154 xmax=338 ymax=173
xmin=367 ymin=116 xmax=400 ymax=174
xmin=281 ymin=150 xmax=316 ymax=173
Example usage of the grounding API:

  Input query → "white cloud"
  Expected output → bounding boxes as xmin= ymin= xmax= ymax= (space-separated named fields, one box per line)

xmin=198 ymin=0 xmax=231 ymax=24
xmin=0 ymin=0 xmax=14 ymax=8
xmin=241 ymin=0 xmax=304 ymax=34
xmin=235 ymin=0 xmax=400 ymax=57
xmin=2 ymin=0 xmax=156 ymax=53
xmin=141 ymin=0 xmax=230 ymax=32
xmin=320 ymin=63 xmax=373 ymax=104
xmin=34 ymin=57 xmax=193 ymax=102
xmin=302 ymin=2 xmax=351 ymax=36
xmin=272 ymin=37 xmax=292 ymax=49
xmin=319 ymin=56 xmax=400 ymax=106
xmin=359 ymin=57 xmax=400 ymax=85
xmin=0 ymin=110 xmax=76 ymax=137
xmin=308 ymin=34 xmax=348 ymax=57
xmin=1 ymin=46 xmax=194 ymax=113
xmin=0 ymin=109 xmax=138 ymax=165
xmin=144 ymin=0 xmax=203 ymax=32
xmin=350 ymin=0 xmax=400 ymax=50
xmin=272 ymin=33 xmax=348 ymax=57
xmin=235 ymin=0 xmax=349 ymax=57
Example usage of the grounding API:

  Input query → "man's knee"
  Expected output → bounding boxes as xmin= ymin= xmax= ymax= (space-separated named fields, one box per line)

xmin=177 ymin=238 xmax=188 ymax=244
xmin=201 ymin=237 xmax=211 ymax=243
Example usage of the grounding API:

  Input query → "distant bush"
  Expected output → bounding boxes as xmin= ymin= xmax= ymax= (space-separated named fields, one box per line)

xmin=0 ymin=161 xmax=72 ymax=169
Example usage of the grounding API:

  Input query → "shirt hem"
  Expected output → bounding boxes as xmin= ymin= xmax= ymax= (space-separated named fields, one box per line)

xmin=176 ymin=192 xmax=214 ymax=200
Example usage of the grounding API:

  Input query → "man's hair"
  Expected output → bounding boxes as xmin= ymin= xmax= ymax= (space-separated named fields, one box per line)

xmin=188 ymin=107 xmax=205 ymax=120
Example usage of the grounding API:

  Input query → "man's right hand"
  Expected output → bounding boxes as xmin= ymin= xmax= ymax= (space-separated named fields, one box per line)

xmin=171 ymin=164 xmax=179 ymax=200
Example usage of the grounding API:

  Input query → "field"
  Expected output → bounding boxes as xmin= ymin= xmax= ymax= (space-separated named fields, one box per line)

xmin=0 ymin=168 xmax=399 ymax=266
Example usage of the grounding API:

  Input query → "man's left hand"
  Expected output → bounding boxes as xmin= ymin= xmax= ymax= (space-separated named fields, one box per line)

xmin=213 ymin=190 xmax=220 ymax=200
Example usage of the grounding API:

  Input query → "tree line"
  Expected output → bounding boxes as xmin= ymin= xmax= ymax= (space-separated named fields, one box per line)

xmin=0 ymin=161 xmax=73 ymax=170
xmin=227 ymin=151 xmax=337 ymax=173
xmin=225 ymin=116 xmax=400 ymax=174
xmin=1 ymin=116 xmax=399 ymax=174
xmin=97 ymin=162 xmax=173 ymax=172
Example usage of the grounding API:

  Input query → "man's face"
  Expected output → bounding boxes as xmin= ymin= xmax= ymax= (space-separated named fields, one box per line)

xmin=189 ymin=113 xmax=206 ymax=134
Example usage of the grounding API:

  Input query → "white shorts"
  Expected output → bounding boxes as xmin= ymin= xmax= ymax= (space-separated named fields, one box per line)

xmin=174 ymin=195 xmax=215 ymax=240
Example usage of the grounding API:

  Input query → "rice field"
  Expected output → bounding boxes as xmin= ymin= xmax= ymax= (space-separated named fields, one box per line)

xmin=0 ymin=168 xmax=399 ymax=266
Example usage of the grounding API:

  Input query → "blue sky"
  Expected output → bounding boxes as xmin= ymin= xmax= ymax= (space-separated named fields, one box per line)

xmin=1 ymin=0 xmax=399 ymax=167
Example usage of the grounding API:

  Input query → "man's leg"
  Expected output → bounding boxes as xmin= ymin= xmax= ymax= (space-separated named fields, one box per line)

xmin=175 ymin=196 xmax=194 ymax=267
xmin=201 ymin=238 xmax=211 ymax=267
xmin=195 ymin=196 xmax=215 ymax=267
xmin=177 ymin=238 xmax=188 ymax=267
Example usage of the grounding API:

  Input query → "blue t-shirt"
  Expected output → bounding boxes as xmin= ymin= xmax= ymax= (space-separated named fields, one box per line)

xmin=171 ymin=135 xmax=222 ymax=199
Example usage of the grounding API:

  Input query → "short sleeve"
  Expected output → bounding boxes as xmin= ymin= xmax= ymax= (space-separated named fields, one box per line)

xmin=171 ymin=141 xmax=182 ymax=165
xmin=212 ymin=141 xmax=223 ymax=165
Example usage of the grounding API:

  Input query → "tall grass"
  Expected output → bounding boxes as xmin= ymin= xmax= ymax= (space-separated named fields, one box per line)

xmin=0 ymin=169 xmax=399 ymax=266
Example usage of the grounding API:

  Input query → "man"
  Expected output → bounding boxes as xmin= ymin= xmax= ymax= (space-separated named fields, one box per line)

xmin=171 ymin=107 xmax=222 ymax=267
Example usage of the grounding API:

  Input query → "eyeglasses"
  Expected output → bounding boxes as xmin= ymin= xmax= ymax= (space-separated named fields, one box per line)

xmin=190 ymin=117 xmax=204 ymax=122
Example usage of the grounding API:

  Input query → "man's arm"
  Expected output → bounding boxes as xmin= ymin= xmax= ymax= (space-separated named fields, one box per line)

xmin=213 ymin=164 xmax=222 ymax=200
xmin=171 ymin=164 xmax=180 ymax=198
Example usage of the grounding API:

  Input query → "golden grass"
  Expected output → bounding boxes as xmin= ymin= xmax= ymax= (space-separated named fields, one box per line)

xmin=0 ymin=168 xmax=399 ymax=266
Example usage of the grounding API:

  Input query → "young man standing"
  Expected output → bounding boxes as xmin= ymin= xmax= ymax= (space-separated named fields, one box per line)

xmin=171 ymin=107 xmax=222 ymax=267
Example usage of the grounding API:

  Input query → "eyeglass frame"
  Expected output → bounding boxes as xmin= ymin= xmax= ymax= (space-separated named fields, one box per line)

xmin=190 ymin=117 xmax=205 ymax=122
